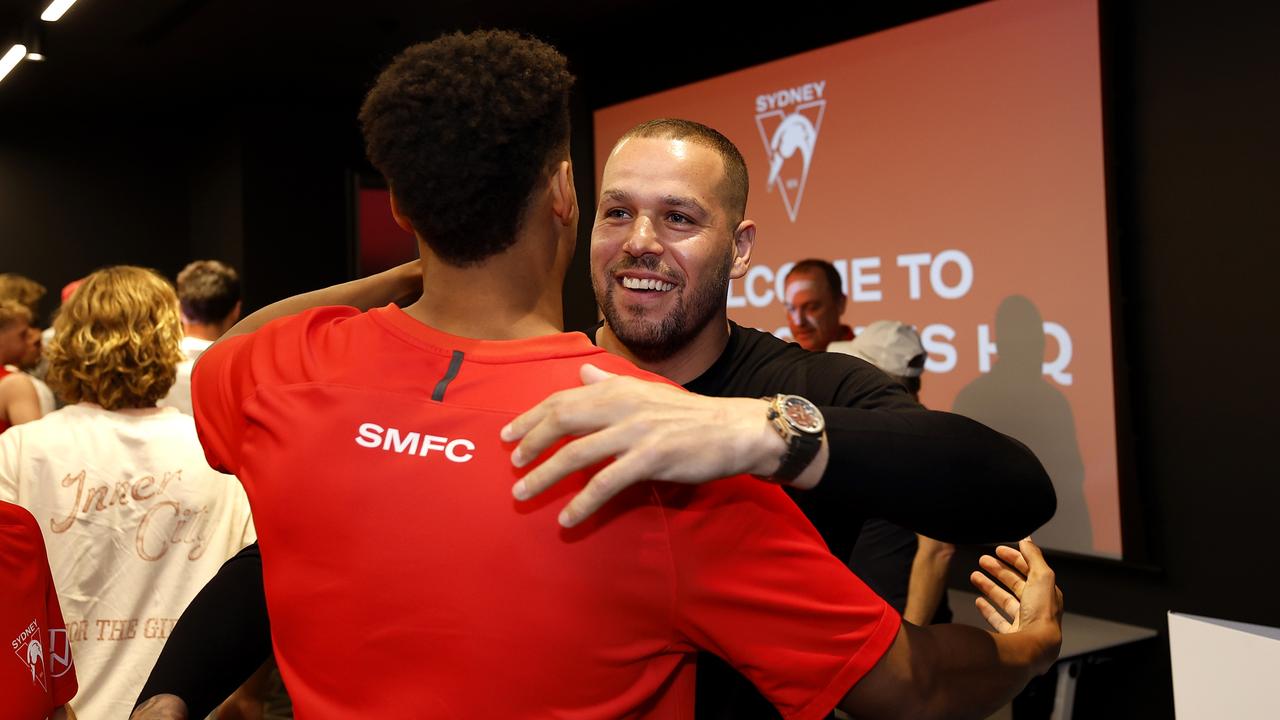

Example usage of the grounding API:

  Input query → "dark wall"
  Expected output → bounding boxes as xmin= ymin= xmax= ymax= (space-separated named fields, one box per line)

xmin=187 ymin=119 xmax=245 ymax=273
xmin=0 ymin=105 xmax=354 ymax=320
xmin=0 ymin=116 xmax=190 ymax=325
xmin=947 ymin=2 xmax=1280 ymax=716
xmin=237 ymin=105 xmax=354 ymax=313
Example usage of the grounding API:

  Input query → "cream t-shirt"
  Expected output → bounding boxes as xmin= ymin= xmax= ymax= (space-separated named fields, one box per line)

xmin=0 ymin=403 xmax=255 ymax=719
xmin=158 ymin=336 xmax=215 ymax=416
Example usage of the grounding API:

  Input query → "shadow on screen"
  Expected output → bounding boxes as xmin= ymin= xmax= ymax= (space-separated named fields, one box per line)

xmin=952 ymin=295 xmax=1093 ymax=553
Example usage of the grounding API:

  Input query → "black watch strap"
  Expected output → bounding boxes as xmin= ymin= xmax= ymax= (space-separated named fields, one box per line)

xmin=771 ymin=419 xmax=822 ymax=483
xmin=763 ymin=396 xmax=824 ymax=484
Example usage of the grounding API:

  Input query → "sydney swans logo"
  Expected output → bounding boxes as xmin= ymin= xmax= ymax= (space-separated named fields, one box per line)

xmin=11 ymin=619 xmax=47 ymax=691
xmin=754 ymin=80 xmax=827 ymax=222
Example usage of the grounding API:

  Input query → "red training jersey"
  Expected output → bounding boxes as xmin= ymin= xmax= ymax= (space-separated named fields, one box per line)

xmin=0 ymin=501 xmax=77 ymax=719
xmin=193 ymin=305 xmax=899 ymax=719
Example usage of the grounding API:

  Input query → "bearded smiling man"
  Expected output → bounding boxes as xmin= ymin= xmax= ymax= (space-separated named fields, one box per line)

xmin=509 ymin=120 xmax=1057 ymax=716
xmin=132 ymin=110 xmax=1056 ymax=719
xmin=591 ymin=130 xmax=746 ymax=374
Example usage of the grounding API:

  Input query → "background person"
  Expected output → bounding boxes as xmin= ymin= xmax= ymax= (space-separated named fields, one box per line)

xmin=782 ymin=259 xmax=852 ymax=351
xmin=0 ymin=266 xmax=255 ymax=719
xmin=0 ymin=299 xmax=43 ymax=432
xmin=160 ymin=260 xmax=242 ymax=415
xmin=830 ymin=320 xmax=956 ymax=626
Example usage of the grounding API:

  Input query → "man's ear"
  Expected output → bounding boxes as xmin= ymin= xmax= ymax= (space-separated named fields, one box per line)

xmin=388 ymin=190 xmax=415 ymax=234
xmin=730 ymin=220 xmax=757 ymax=280
xmin=551 ymin=160 xmax=577 ymax=226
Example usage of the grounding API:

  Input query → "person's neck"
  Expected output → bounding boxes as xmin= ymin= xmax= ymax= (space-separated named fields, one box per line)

xmin=402 ymin=233 xmax=567 ymax=341
xmin=595 ymin=313 xmax=732 ymax=386
xmin=183 ymin=323 xmax=223 ymax=342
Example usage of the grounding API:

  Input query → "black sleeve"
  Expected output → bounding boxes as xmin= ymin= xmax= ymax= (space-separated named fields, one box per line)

xmin=696 ymin=328 xmax=1057 ymax=545
xmin=764 ymin=341 xmax=1056 ymax=544
xmin=134 ymin=542 xmax=273 ymax=716
xmin=813 ymin=403 xmax=1056 ymax=543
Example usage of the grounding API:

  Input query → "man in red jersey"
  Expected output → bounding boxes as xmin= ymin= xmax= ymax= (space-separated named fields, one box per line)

xmin=0 ymin=300 xmax=43 ymax=433
xmin=139 ymin=31 xmax=1060 ymax=720
xmin=1 ymin=501 xmax=77 ymax=720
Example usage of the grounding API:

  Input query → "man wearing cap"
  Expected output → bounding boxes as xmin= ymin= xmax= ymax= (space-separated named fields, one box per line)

xmin=830 ymin=321 xmax=956 ymax=626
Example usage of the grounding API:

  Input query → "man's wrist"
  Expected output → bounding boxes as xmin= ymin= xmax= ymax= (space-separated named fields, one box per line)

xmin=748 ymin=398 xmax=788 ymax=478
xmin=754 ymin=395 xmax=826 ymax=488
xmin=786 ymin=432 xmax=827 ymax=489
xmin=1028 ymin=623 xmax=1063 ymax=676
xmin=746 ymin=405 xmax=827 ymax=490
xmin=1002 ymin=624 xmax=1060 ymax=677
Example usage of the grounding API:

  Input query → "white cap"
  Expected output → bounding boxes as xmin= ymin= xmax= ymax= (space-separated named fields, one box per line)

xmin=828 ymin=320 xmax=926 ymax=377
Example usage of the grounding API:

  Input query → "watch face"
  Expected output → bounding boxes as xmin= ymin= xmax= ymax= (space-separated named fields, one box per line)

xmin=781 ymin=396 xmax=824 ymax=434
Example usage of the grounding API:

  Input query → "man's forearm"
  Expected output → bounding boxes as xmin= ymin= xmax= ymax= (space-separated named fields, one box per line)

xmin=903 ymin=536 xmax=955 ymax=626
xmin=817 ymin=407 xmax=1055 ymax=543
xmin=134 ymin=544 xmax=272 ymax=718
xmin=214 ymin=260 xmax=422 ymax=346
xmin=912 ymin=623 xmax=1050 ymax=720
xmin=841 ymin=622 xmax=1055 ymax=720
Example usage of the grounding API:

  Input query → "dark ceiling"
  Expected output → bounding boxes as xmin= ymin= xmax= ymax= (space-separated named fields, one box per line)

xmin=0 ymin=0 xmax=983 ymax=119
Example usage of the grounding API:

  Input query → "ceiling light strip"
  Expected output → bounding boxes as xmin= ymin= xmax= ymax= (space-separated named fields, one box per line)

xmin=41 ymin=0 xmax=79 ymax=23
xmin=0 ymin=45 xmax=26 ymax=83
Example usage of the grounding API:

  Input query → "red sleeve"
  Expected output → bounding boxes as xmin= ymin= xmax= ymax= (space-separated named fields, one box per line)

xmin=661 ymin=479 xmax=901 ymax=720
xmin=192 ymin=306 xmax=362 ymax=475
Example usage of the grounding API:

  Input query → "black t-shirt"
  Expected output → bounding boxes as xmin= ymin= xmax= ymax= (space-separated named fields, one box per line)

xmin=139 ymin=321 xmax=1052 ymax=719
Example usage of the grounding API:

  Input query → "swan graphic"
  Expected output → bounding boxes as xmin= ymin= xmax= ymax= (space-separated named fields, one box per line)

xmin=26 ymin=637 xmax=45 ymax=687
xmin=766 ymin=113 xmax=818 ymax=193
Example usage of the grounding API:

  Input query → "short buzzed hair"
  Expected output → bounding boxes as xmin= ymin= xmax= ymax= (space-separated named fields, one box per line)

xmin=617 ymin=119 xmax=749 ymax=225
xmin=787 ymin=259 xmax=845 ymax=300
xmin=177 ymin=260 xmax=241 ymax=324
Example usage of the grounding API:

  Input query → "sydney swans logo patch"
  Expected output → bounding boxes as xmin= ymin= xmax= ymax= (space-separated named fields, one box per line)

xmin=754 ymin=81 xmax=827 ymax=222
xmin=11 ymin=619 xmax=47 ymax=691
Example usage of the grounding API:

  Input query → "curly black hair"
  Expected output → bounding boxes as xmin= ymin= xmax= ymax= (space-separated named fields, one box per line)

xmin=359 ymin=30 xmax=575 ymax=267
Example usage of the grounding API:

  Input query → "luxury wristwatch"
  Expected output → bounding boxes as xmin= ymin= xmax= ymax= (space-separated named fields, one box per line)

xmin=761 ymin=394 xmax=825 ymax=484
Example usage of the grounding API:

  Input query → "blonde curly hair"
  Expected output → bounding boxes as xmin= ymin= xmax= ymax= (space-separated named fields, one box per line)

xmin=45 ymin=266 xmax=185 ymax=410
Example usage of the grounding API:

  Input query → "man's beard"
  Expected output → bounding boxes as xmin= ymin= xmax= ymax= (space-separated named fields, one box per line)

xmin=595 ymin=248 xmax=733 ymax=364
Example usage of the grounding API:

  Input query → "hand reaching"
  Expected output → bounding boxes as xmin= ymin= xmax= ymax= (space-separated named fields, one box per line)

xmin=969 ymin=538 xmax=1064 ymax=674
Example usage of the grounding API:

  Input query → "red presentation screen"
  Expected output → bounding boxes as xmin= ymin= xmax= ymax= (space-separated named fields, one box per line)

xmin=358 ymin=187 xmax=418 ymax=277
xmin=594 ymin=0 xmax=1119 ymax=558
